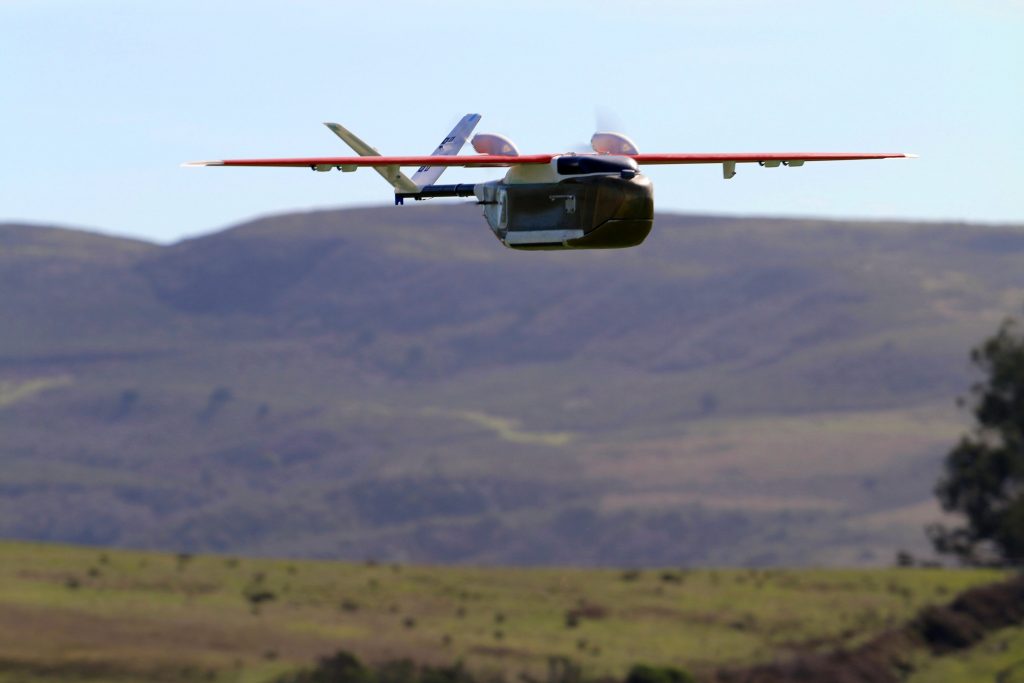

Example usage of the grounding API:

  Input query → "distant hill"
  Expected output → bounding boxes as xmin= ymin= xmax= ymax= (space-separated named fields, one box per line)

xmin=2 ymin=205 xmax=1023 ymax=566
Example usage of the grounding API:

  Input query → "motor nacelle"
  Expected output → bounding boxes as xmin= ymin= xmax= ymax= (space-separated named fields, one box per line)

xmin=471 ymin=133 xmax=520 ymax=156
xmin=591 ymin=132 xmax=639 ymax=155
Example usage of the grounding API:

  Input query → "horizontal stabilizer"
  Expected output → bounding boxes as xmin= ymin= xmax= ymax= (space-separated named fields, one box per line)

xmin=322 ymin=122 xmax=419 ymax=193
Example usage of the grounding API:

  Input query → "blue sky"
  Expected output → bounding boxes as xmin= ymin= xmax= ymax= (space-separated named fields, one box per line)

xmin=2 ymin=0 xmax=1022 ymax=242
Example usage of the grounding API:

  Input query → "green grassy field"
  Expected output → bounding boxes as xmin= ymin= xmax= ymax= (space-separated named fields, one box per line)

xmin=0 ymin=541 xmax=1010 ymax=683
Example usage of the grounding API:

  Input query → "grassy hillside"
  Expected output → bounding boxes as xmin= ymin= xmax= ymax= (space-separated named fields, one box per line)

xmin=907 ymin=626 xmax=1024 ymax=682
xmin=2 ymin=208 xmax=1024 ymax=565
xmin=0 ymin=541 xmax=1010 ymax=683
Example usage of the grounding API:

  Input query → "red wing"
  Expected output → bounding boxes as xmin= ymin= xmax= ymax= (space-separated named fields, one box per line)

xmin=184 ymin=154 xmax=554 ymax=168
xmin=184 ymin=151 xmax=914 ymax=168
xmin=632 ymin=152 xmax=915 ymax=164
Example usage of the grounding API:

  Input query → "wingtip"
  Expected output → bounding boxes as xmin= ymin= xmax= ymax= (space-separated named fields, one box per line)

xmin=904 ymin=153 xmax=919 ymax=159
xmin=181 ymin=161 xmax=223 ymax=167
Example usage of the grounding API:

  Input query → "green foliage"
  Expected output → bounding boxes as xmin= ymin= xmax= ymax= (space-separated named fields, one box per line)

xmin=930 ymin=318 xmax=1024 ymax=566
xmin=625 ymin=664 xmax=696 ymax=683
xmin=280 ymin=650 xmax=368 ymax=683
xmin=905 ymin=625 xmax=1024 ymax=683
xmin=659 ymin=572 xmax=683 ymax=584
xmin=243 ymin=583 xmax=277 ymax=614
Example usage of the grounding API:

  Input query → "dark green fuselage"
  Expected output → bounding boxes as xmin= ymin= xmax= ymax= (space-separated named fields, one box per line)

xmin=479 ymin=173 xmax=655 ymax=250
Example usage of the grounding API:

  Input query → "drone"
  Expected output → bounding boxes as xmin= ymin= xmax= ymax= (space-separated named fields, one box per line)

xmin=185 ymin=114 xmax=914 ymax=250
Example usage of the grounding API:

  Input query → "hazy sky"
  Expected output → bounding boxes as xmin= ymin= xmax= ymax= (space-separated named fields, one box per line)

xmin=2 ymin=1 xmax=1022 ymax=242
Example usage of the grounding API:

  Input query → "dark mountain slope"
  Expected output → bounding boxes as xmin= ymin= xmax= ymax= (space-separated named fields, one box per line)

xmin=1 ymin=206 xmax=1022 ymax=565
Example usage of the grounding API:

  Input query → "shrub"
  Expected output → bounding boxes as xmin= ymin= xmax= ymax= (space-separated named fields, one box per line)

xmin=198 ymin=386 xmax=233 ymax=422
xmin=565 ymin=602 xmax=608 ymax=627
xmin=244 ymin=587 xmax=276 ymax=615
xmin=418 ymin=662 xmax=474 ymax=683
xmin=279 ymin=650 xmax=368 ymax=683
xmin=543 ymin=657 xmax=583 ymax=683
xmin=176 ymin=553 xmax=193 ymax=571
xmin=625 ymin=664 xmax=696 ymax=683
xmin=376 ymin=659 xmax=416 ymax=683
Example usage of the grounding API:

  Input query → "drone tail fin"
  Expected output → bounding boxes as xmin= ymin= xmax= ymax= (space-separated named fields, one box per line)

xmin=410 ymin=113 xmax=482 ymax=189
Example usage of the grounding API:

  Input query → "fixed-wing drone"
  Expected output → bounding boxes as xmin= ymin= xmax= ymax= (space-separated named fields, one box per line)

xmin=185 ymin=114 xmax=914 ymax=250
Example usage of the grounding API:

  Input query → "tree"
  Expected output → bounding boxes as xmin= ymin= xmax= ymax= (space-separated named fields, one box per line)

xmin=929 ymin=318 xmax=1024 ymax=566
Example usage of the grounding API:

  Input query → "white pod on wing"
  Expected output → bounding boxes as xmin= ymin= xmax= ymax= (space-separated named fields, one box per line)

xmin=471 ymin=133 xmax=520 ymax=156
xmin=591 ymin=132 xmax=639 ymax=155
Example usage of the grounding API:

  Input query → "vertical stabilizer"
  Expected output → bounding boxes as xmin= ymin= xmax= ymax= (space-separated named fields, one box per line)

xmin=410 ymin=113 xmax=481 ymax=189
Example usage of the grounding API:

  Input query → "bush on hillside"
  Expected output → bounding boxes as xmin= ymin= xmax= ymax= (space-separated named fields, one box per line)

xmin=625 ymin=664 xmax=696 ymax=683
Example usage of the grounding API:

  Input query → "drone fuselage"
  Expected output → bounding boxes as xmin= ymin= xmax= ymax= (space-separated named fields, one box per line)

xmin=475 ymin=155 xmax=654 ymax=250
